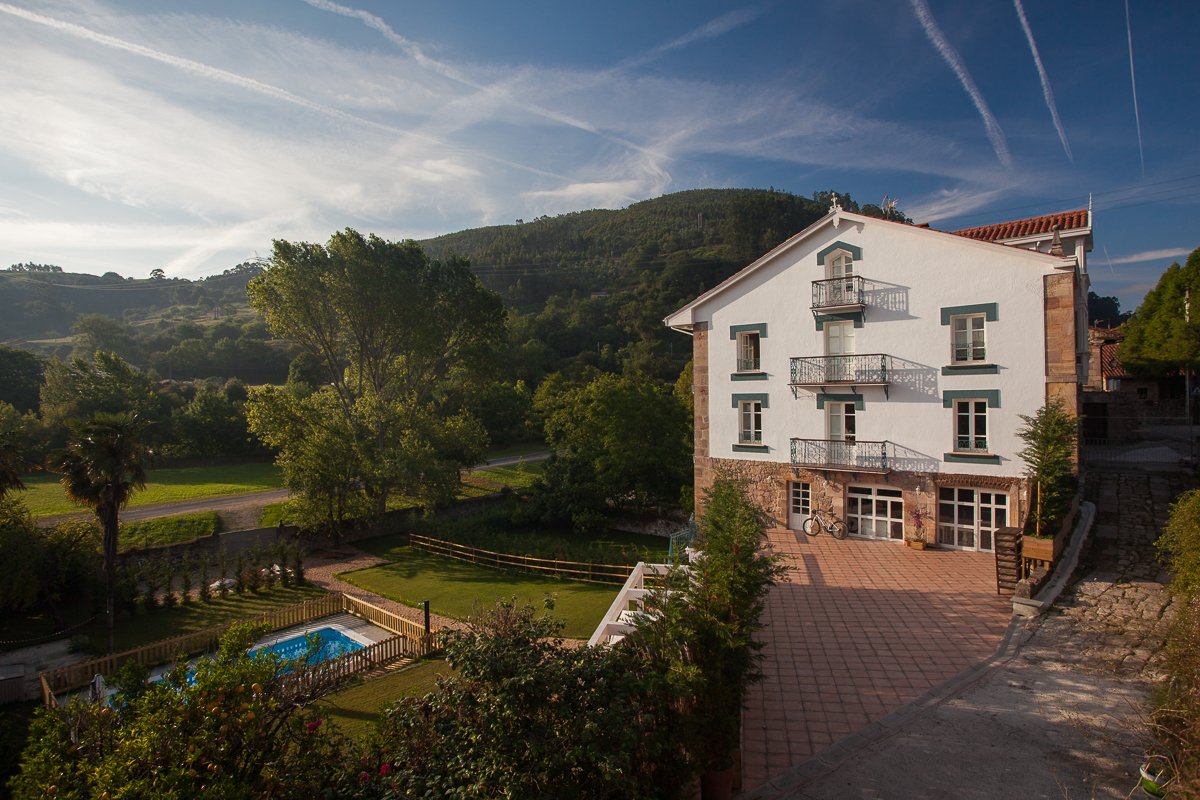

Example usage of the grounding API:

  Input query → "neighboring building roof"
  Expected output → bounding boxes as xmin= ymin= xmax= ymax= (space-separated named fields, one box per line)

xmin=1100 ymin=342 xmax=1130 ymax=379
xmin=952 ymin=209 xmax=1089 ymax=242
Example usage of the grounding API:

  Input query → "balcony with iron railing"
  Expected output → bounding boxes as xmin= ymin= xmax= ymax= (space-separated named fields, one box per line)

xmin=812 ymin=275 xmax=865 ymax=312
xmin=790 ymin=354 xmax=892 ymax=389
xmin=790 ymin=438 xmax=895 ymax=473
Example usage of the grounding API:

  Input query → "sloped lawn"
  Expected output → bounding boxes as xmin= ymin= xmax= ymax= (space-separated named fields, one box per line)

xmin=338 ymin=547 xmax=619 ymax=639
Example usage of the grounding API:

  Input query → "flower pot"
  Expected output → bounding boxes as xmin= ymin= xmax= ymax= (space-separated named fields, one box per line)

xmin=701 ymin=767 xmax=735 ymax=800
xmin=907 ymin=539 xmax=927 ymax=551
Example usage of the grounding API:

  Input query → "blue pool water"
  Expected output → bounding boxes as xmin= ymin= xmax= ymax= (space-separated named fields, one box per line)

xmin=253 ymin=626 xmax=365 ymax=662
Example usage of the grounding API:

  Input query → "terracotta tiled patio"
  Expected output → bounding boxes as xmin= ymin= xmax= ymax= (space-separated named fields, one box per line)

xmin=741 ymin=528 xmax=1011 ymax=792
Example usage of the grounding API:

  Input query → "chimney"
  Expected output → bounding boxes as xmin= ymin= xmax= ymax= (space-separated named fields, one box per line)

xmin=1049 ymin=225 xmax=1064 ymax=257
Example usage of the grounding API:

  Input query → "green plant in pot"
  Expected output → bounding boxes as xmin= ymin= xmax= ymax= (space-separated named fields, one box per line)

xmin=1017 ymin=398 xmax=1078 ymax=538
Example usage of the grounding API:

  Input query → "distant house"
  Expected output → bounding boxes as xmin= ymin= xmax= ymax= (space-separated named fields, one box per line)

xmin=664 ymin=200 xmax=1090 ymax=553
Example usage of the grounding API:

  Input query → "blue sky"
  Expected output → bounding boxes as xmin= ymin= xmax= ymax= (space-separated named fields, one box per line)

xmin=1 ymin=0 xmax=1197 ymax=313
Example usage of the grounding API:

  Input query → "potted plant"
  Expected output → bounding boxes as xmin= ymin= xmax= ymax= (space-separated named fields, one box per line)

xmin=907 ymin=506 xmax=931 ymax=550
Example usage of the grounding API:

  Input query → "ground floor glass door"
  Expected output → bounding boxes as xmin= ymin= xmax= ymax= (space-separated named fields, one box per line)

xmin=845 ymin=485 xmax=904 ymax=540
xmin=788 ymin=481 xmax=811 ymax=530
xmin=936 ymin=487 xmax=1007 ymax=551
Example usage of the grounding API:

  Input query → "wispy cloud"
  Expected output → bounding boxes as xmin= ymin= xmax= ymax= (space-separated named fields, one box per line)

xmin=1012 ymin=0 xmax=1072 ymax=162
xmin=614 ymin=7 xmax=762 ymax=72
xmin=1124 ymin=0 xmax=1145 ymax=176
xmin=1109 ymin=247 xmax=1192 ymax=266
xmin=905 ymin=185 xmax=1020 ymax=223
xmin=909 ymin=0 xmax=1011 ymax=168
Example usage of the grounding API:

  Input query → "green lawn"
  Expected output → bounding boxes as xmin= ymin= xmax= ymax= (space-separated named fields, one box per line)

xmin=19 ymin=462 xmax=283 ymax=518
xmin=317 ymin=658 xmax=451 ymax=740
xmin=120 ymin=512 xmax=221 ymax=552
xmin=339 ymin=547 xmax=618 ymax=639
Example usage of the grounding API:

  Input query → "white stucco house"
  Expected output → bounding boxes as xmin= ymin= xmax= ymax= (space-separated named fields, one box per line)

xmin=664 ymin=200 xmax=1091 ymax=554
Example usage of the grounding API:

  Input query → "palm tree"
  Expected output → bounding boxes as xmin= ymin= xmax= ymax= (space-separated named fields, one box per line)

xmin=58 ymin=412 xmax=149 ymax=653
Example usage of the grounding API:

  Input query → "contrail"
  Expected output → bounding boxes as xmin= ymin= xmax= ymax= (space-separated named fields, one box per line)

xmin=909 ymin=0 xmax=1011 ymax=168
xmin=1012 ymin=0 xmax=1072 ymax=162
xmin=1125 ymin=0 xmax=1145 ymax=176
xmin=0 ymin=2 xmax=572 ymax=183
xmin=300 ymin=0 xmax=669 ymax=168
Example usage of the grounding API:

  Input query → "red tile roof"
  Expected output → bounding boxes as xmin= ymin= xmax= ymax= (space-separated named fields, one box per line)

xmin=952 ymin=208 xmax=1089 ymax=242
xmin=1100 ymin=342 xmax=1129 ymax=379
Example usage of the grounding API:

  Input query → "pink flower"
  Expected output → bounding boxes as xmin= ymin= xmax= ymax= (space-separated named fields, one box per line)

xmin=306 ymin=719 xmax=323 ymax=734
xmin=379 ymin=763 xmax=392 ymax=776
xmin=358 ymin=771 xmax=370 ymax=785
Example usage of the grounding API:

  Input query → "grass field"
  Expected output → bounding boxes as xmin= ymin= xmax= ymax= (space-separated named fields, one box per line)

xmin=339 ymin=547 xmax=618 ymax=639
xmin=18 ymin=462 xmax=283 ymax=518
xmin=317 ymin=658 xmax=451 ymax=740
xmin=120 ymin=511 xmax=221 ymax=552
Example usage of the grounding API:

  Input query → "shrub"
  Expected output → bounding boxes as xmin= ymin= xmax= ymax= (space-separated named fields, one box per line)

xmin=1017 ymin=399 xmax=1078 ymax=536
xmin=119 ymin=512 xmax=220 ymax=552
xmin=198 ymin=556 xmax=212 ymax=603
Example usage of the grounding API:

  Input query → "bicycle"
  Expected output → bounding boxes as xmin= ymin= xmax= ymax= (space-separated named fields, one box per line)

xmin=802 ymin=507 xmax=848 ymax=539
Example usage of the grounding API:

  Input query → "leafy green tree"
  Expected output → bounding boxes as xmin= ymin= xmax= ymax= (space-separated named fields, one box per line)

xmin=1017 ymin=399 xmax=1078 ymax=537
xmin=169 ymin=386 xmax=258 ymax=460
xmin=0 ymin=402 xmax=35 ymax=499
xmin=71 ymin=314 xmax=142 ymax=364
xmin=350 ymin=601 xmax=690 ymax=799
xmin=57 ymin=412 xmax=150 ymax=653
xmin=40 ymin=352 xmax=164 ymax=448
xmin=627 ymin=478 xmax=785 ymax=783
xmin=10 ymin=624 xmax=351 ymax=800
xmin=246 ymin=229 xmax=504 ymax=523
xmin=0 ymin=345 xmax=44 ymax=414
xmin=0 ymin=506 xmax=97 ymax=627
xmin=533 ymin=372 xmax=691 ymax=529
xmin=1119 ymin=247 xmax=1200 ymax=376
xmin=1087 ymin=291 xmax=1130 ymax=328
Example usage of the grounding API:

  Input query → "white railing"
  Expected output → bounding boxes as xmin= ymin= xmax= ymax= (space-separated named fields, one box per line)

xmin=586 ymin=562 xmax=673 ymax=648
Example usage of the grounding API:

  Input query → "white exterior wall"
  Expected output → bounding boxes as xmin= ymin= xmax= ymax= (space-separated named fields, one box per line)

xmin=694 ymin=216 xmax=1065 ymax=477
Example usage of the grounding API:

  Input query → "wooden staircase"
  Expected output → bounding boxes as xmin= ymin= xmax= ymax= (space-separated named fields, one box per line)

xmin=994 ymin=527 xmax=1022 ymax=595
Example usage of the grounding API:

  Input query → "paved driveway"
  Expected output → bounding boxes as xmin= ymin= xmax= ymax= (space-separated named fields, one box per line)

xmin=741 ymin=528 xmax=1011 ymax=792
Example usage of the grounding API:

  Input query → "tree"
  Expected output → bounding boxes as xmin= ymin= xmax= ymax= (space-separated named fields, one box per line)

xmin=1087 ymin=291 xmax=1130 ymax=328
xmin=1017 ymin=399 xmax=1078 ymax=537
xmin=533 ymin=372 xmax=691 ymax=529
xmin=0 ymin=345 xmax=44 ymax=414
xmin=627 ymin=478 xmax=785 ymax=793
xmin=11 ymin=624 xmax=351 ymax=800
xmin=1119 ymin=247 xmax=1200 ymax=376
xmin=40 ymin=352 xmax=164 ymax=448
xmin=246 ymin=229 xmax=505 ymax=524
xmin=71 ymin=314 xmax=141 ymax=363
xmin=149 ymin=268 xmax=166 ymax=280
xmin=57 ymin=412 xmax=150 ymax=653
xmin=0 ymin=402 xmax=34 ymax=499
xmin=351 ymin=601 xmax=690 ymax=799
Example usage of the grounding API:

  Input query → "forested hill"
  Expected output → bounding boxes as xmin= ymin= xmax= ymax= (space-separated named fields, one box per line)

xmin=0 ymin=263 xmax=262 ymax=342
xmin=421 ymin=188 xmax=851 ymax=310
xmin=2 ymin=188 xmax=902 ymax=385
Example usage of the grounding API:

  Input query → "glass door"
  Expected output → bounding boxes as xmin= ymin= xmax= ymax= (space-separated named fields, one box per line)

xmin=936 ymin=488 xmax=1007 ymax=551
xmin=825 ymin=320 xmax=855 ymax=382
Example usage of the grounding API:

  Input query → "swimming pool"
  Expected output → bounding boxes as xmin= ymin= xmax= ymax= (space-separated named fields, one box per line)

xmin=252 ymin=626 xmax=365 ymax=663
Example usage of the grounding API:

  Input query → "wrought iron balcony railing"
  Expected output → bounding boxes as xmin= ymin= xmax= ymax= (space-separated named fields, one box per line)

xmin=790 ymin=438 xmax=894 ymax=472
xmin=812 ymin=275 xmax=865 ymax=311
xmin=790 ymin=354 xmax=892 ymax=387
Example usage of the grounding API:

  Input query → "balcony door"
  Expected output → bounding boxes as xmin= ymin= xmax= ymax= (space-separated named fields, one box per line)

xmin=825 ymin=320 xmax=855 ymax=382
xmin=826 ymin=401 xmax=856 ymax=465
xmin=827 ymin=253 xmax=855 ymax=305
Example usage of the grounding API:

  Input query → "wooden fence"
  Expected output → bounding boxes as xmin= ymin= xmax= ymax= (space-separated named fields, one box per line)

xmin=39 ymin=592 xmax=440 ymax=704
xmin=283 ymin=632 xmax=424 ymax=698
xmin=409 ymin=534 xmax=633 ymax=584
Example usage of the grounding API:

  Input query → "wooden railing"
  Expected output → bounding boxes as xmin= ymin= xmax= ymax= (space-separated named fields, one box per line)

xmin=34 ymin=591 xmax=450 ymax=703
xmin=282 ymin=632 xmax=423 ymax=698
xmin=409 ymin=534 xmax=633 ymax=584
xmin=340 ymin=593 xmax=433 ymax=645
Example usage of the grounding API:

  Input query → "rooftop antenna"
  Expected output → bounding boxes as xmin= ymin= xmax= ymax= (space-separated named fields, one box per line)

xmin=1088 ymin=192 xmax=1093 ymax=228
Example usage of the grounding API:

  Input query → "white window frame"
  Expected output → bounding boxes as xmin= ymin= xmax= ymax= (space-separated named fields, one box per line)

xmin=790 ymin=482 xmax=811 ymax=516
xmin=738 ymin=400 xmax=763 ymax=444
xmin=953 ymin=398 xmax=989 ymax=453
xmin=826 ymin=402 xmax=857 ymax=444
xmin=736 ymin=331 xmax=761 ymax=373
xmin=950 ymin=313 xmax=987 ymax=364
xmin=936 ymin=487 xmax=1008 ymax=551
xmin=846 ymin=485 xmax=904 ymax=541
